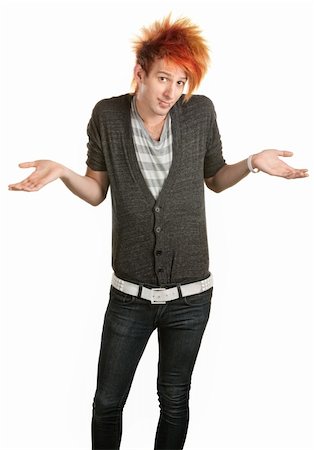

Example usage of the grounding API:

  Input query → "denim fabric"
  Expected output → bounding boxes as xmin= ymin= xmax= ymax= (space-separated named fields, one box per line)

xmin=91 ymin=284 xmax=213 ymax=450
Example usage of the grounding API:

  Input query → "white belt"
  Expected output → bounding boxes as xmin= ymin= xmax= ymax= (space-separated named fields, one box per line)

xmin=111 ymin=273 xmax=213 ymax=304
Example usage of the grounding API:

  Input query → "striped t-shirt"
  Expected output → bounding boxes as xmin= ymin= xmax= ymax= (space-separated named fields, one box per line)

xmin=131 ymin=97 xmax=173 ymax=199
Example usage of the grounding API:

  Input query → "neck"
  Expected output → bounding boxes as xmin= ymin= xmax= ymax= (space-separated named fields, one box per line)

xmin=134 ymin=97 xmax=167 ymax=141
xmin=134 ymin=96 xmax=167 ymax=127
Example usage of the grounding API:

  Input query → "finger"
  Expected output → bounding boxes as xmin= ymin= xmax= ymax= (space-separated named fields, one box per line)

xmin=8 ymin=175 xmax=36 ymax=190
xmin=18 ymin=161 xmax=37 ymax=168
xmin=8 ymin=184 xmax=24 ymax=191
xmin=278 ymin=151 xmax=293 ymax=157
xmin=9 ymin=176 xmax=35 ymax=188
xmin=287 ymin=170 xmax=309 ymax=179
xmin=8 ymin=186 xmax=31 ymax=191
xmin=8 ymin=181 xmax=27 ymax=189
xmin=22 ymin=186 xmax=40 ymax=191
xmin=8 ymin=183 xmax=41 ymax=191
xmin=8 ymin=185 xmax=26 ymax=191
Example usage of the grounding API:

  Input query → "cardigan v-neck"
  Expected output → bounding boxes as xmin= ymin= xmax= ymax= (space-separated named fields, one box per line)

xmin=124 ymin=94 xmax=182 ymax=207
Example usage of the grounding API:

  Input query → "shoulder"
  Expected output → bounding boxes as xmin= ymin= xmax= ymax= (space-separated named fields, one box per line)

xmin=91 ymin=93 xmax=132 ymax=117
xmin=176 ymin=94 xmax=216 ymax=114
xmin=173 ymin=95 xmax=217 ymax=124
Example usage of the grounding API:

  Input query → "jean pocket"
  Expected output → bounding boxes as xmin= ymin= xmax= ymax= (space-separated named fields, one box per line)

xmin=110 ymin=286 xmax=136 ymax=304
xmin=184 ymin=287 xmax=213 ymax=306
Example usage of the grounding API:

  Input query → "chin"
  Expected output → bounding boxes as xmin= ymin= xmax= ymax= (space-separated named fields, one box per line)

xmin=154 ymin=107 xmax=168 ymax=116
xmin=157 ymin=104 xmax=171 ymax=113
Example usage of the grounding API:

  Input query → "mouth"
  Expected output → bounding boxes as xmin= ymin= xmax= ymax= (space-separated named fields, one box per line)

xmin=158 ymin=99 xmax=171 ymax=108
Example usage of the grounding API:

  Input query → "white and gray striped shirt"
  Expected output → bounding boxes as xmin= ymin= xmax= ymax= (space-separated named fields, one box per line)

xmin=131 ymin=97 xmax=173 ymax=199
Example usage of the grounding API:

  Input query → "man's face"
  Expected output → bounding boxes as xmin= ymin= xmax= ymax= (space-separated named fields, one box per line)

xmin=135 ymin=58 xmax=187 ymax=118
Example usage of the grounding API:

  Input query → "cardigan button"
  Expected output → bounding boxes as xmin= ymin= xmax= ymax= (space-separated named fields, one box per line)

xmin=155 ymin=227 xmax=161 ymax=233
xmin=155 ymin=206 xmax=161 ymax=213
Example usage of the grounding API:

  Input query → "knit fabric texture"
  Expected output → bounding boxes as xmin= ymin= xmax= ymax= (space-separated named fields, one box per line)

xmin=86 ymin=93 xmax=226 ymax=286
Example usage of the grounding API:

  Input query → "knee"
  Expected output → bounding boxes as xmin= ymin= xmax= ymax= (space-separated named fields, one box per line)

xmin=157 ymin=382 xmax=191 ymax=419
xmin=92 ymin=389 xmax=123 ymax=419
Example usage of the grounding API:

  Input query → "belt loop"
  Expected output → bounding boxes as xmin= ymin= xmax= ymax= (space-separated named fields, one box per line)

xmin=177 ymin=283 xmax=182 ymax=298
xmin=138 ymin=284 xmax=143 ymax=298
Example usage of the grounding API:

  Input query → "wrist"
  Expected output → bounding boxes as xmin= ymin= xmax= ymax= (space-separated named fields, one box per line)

xmin=59 ymin=164 xmax=71 ymax=180
xmin=247 ymin=154 xmax=260 ymax=173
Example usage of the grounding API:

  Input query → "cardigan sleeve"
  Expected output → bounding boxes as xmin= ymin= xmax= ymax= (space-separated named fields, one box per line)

xmin=85 ymin=105 xmax=107 ymax=171
xmin=204 ymin=101 xmax=226 ymax=178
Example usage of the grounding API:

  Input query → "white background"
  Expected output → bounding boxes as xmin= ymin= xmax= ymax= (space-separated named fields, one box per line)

xmin=1 ymin=1 xmax=313 ymax=449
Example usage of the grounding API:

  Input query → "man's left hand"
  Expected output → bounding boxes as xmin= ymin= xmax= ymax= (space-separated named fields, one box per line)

xmin=252 ymin=150 xmax=309 ymax=179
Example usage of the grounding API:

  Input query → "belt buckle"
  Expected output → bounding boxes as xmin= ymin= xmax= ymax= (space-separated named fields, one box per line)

xmin=151 ymin=287 xmax=167 ymax=304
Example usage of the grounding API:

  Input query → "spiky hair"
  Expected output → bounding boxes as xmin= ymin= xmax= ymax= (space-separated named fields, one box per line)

xmin=131 ymin=14 xmax=210 ymax=101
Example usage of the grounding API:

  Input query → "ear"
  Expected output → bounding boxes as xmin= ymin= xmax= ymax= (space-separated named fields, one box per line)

xmin=133 ymin=64 xmax=144 ymax=83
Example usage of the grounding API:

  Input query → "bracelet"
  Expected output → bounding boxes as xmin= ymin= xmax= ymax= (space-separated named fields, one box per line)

xmin=247 ymin=155 xmax=260 ymax=173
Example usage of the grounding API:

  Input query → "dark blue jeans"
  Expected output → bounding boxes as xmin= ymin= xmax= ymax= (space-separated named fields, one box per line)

xmin=91 ymin=284 xmax=213 ymax=450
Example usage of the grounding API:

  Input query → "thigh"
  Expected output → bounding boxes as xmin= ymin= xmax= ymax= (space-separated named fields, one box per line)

xmin=94 ymin=286 xmax=155 ymax=403
xmin=157 ymin=288 xmax=213 ymax=383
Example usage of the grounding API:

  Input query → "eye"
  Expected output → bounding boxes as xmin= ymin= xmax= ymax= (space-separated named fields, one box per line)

xmin=159 ymin=76 xmax=168 ymax=82
xmin=177 ymin=80 xmax=186 ymax=86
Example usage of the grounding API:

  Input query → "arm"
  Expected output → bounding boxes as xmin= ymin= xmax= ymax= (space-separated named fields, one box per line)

xmin=205 ymin=149 xmax=309 ymax=193
xmin=8 ymin=160 xmax=109 ymax=206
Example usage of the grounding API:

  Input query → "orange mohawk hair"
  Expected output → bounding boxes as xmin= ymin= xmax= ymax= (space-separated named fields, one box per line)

xmin=132 ymin=14 xmax=210 ymax=101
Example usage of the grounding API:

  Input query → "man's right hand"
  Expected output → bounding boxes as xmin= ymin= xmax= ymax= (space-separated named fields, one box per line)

xmin=8 ymin=160 xmax=65 ymax=192
xmin=9 ymin=160 xmax=109 ymax=206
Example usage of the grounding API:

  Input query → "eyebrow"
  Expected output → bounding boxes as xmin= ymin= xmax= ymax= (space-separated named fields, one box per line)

xmin=157 ymin=71 xmax=187 ymax=80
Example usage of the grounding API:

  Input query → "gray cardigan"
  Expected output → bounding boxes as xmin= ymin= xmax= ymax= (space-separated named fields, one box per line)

xmin=86 ymin=93 xmax=225 ymax=287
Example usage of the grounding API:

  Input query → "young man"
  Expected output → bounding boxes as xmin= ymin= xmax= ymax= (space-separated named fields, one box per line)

xmin=8 ymin=15 xmax=308 ymax=450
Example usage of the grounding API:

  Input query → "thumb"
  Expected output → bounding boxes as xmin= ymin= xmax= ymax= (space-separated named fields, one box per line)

xmin=278 ymin=150 xmax=293 ymax=157
xmin=18 ymin=161 xmax=37 ymax=168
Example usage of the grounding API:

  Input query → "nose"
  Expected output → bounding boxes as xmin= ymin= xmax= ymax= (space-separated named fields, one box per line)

xmin=164 ymin=82 xmax=176 ymax=99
